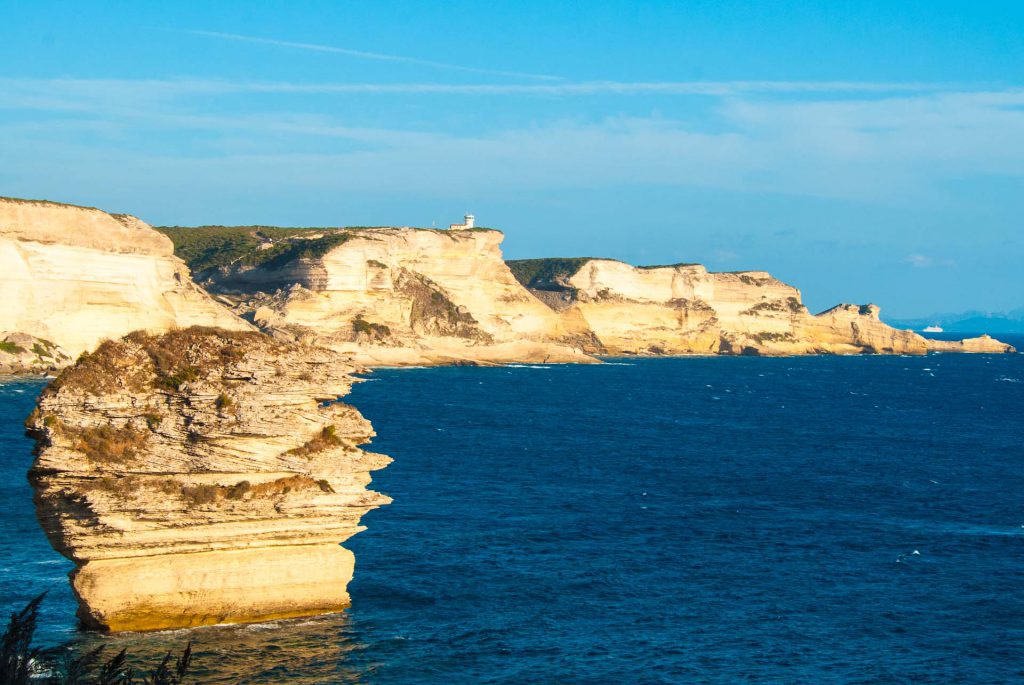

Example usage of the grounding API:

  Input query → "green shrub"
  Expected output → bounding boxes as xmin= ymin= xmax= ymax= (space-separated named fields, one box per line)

xmin=352 ymin=316 xmax=392 ymax=339
xmin=287 ymin=425 xmax=343 ymax=457
xmin=0 ymin=341 xmax=25 ymax=354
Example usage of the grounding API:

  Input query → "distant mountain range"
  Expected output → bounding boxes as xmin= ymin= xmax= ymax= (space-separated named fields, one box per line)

xmin=887 ymin=308 xmax=1024 ymax=334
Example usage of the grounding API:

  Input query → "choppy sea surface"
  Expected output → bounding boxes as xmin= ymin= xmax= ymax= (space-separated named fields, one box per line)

xmin=2 ymin=337 xmax=1023 ymax=683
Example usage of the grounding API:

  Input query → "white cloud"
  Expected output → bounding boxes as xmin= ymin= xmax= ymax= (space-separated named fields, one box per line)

xmin=1 ymin=77 xmax=1023 ymax=208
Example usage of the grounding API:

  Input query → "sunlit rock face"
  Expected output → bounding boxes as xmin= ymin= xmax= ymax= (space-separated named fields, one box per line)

xmin=193 ymin=227 xmax=597 ymax=366
xmin=510 ymin=259 xmax=1014 ymax=356
xmin=27 ymin=327 xmax=390 ymax=632
xmin=0 ymin=198 xmax=250 ymax=360
xmin=925 ymin=334 xmax=1016 ymax=354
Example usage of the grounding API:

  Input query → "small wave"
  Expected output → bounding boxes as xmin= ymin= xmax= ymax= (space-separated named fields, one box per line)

xmin=505 ymin=364 xmax=550 ymax=369
xmin=243 ymin=623 xmax=282 ymax=632
xmin=996 ymin=377 xmax=1020 ymax=383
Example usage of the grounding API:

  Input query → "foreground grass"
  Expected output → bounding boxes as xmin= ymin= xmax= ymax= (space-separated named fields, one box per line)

xmin=1 ymin=594 xmax=192 ymax=684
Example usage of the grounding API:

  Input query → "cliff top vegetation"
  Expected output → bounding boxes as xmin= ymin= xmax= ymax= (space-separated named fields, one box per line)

xmin=506 ymin=258 xmax=598 ymax=289
xmin=158 ymin=225 xmax=499 ymax=273
xmin=0 ymin=195 xmax=105 ymax=211
xmin=507 ymin=257 xmax=703 ymax=290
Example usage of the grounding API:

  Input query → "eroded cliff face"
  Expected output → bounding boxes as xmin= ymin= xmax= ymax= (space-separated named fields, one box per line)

xmin=184 ymin=227 xmax=595 ymax=365
xmin=27 ymin=327 xmax=390 ymax=632
xmin=0 ymin=198 xmax=250 ymax=360
xmin=509 ymin=259 xmax=1015 ymax=356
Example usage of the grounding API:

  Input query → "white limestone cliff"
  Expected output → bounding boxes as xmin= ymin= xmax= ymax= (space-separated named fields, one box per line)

xmin=0 ymin=197 xmax=250 ymax=360
xmin=191 ymin=227 xmax=596 ymax=365
xmin=509 ymin=258 xmax=1015 ymax=356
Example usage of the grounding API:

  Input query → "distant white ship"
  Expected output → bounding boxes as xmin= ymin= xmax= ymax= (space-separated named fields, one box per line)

xmin=923 ymin=325 xmax=943 ymax=333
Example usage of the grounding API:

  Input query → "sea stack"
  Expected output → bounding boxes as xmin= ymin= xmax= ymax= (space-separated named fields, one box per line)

xmin=26 ymin=327 xmax=390 ymax=632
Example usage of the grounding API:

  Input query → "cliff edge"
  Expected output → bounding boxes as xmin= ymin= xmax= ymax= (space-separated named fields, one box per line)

xmin=159 ymin=225 xmax=596 ymax=366
xmin=27 ymin=327 xmax=390 ymax=631
xmin=508 ymin=258 xmax=1015 ymax=356
xmin=0 ymin=197 xmax=251 ymax=364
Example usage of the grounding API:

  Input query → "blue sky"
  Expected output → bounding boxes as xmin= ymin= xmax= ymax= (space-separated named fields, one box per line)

xmin=2 ymin=1 xmax=1022 ymax=317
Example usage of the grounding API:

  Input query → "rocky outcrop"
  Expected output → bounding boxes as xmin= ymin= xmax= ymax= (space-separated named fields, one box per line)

xmin=925 ymin=334 xmax=1016 ymax=354
xmin=0 ymin=332 xmax=71 ymax=375
xmin=508 ymin=258 xmax=1014 ymax=356
xmin=0 ymin=197 xmax=251 ymax=363
xmin=165 ymin=226 xmax=596 ymax=366
xmin=26 ymin=327 xmax=390 ymax=632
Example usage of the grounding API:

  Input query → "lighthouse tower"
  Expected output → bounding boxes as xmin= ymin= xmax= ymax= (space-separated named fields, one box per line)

xmin=449 ymin=214 xmax=476 ymax=230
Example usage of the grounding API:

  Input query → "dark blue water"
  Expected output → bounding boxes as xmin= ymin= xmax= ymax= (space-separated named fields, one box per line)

xmin=2 ymin=341 xmax=1023 ymax=683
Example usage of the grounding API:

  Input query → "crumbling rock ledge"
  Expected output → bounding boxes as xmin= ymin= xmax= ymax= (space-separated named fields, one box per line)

xmin=26 ymin=326 xmax=390 ymax=632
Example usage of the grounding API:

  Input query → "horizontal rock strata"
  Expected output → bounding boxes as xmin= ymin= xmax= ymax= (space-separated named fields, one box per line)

xmin=27 ymin=327 xmax=390 ymax=631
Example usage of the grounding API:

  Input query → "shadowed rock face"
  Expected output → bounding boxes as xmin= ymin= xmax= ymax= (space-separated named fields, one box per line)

xmin=26 ymin=327 xmax=390 ymax=632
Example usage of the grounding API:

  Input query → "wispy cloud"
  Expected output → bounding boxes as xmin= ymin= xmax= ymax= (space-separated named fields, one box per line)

xmin=190 ymin=79 xmax=959 ymax=96
xmin=0 ymin=75 xmax=966 ymax=102
xmin=905 ymin=254 xmax=956 ymax=268
xmin=188 ymin=30 xmax=563 ymax=82
xmin=1 ymin=76 xmax=1023 ymax=211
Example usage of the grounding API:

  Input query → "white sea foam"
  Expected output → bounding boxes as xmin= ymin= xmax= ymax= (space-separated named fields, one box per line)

xmin=505 ymin=364 xmax=550 ymax=369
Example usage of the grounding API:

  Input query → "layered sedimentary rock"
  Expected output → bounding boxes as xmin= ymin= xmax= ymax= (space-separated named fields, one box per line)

xmin=27 ymin=327 xmax=390 ymax=632
xmin=508 ymin=259 xmax=1014 ymax=356
xmin=164 ymin=226 xmax=595 ymax=365
xmin=0 ymin=197 xmax=250 ymax=361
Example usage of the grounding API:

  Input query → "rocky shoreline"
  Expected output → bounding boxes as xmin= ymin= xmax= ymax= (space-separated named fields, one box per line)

xmin=1 ymin=194 xmax=1017 ymax=632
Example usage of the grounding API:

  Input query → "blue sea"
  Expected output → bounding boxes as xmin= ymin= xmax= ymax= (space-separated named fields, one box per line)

xmin=2 ymin=339 xmax=1023 ymax=683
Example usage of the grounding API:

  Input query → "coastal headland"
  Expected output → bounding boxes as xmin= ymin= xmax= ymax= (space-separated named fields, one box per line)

xmin=2 ymin=195 xmax=1015 ymax=632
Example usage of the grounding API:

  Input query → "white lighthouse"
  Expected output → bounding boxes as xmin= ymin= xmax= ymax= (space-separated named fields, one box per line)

xmin=449 ymin=214 xmax=475 ymax=230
